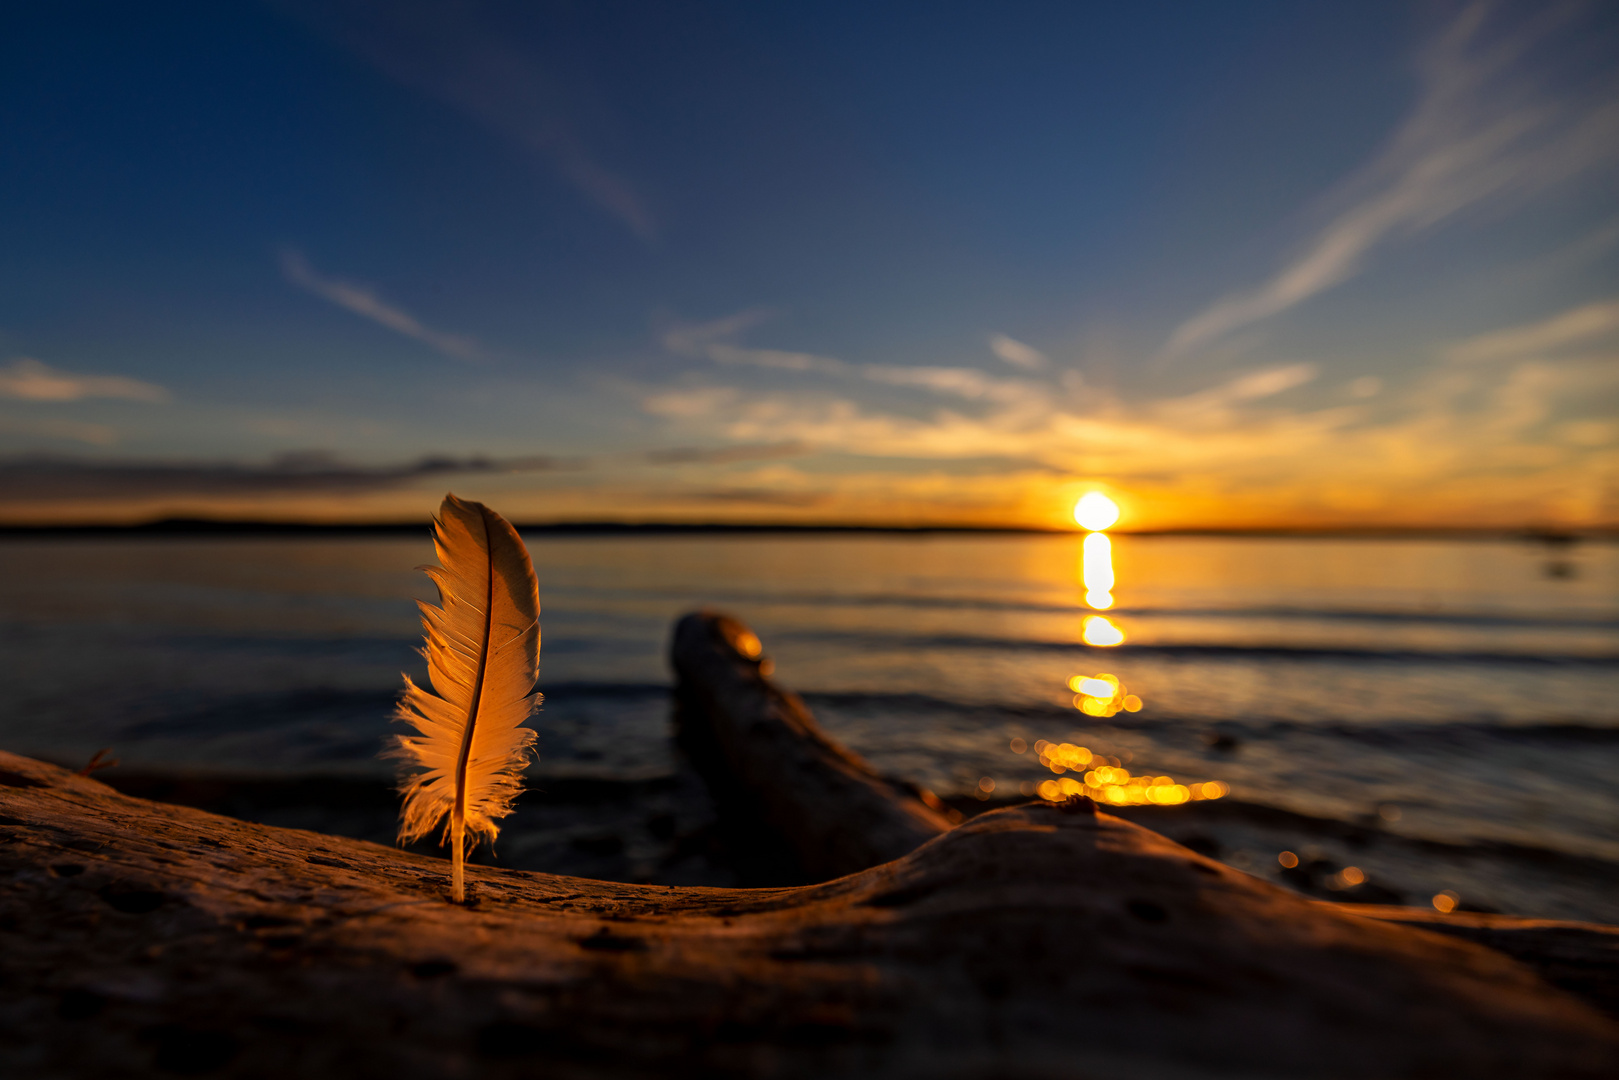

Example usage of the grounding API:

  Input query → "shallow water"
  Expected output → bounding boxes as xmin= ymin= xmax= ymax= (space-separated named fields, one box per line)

xmin=2 ymin=531 xmax=1614 ymax=917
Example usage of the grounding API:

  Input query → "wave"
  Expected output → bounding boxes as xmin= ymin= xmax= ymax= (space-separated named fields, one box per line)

xmin=766 ymin=629 xmax=1619 ymax=665
xmin=795 ymin=688 xmax=1619 ymax=736
xmin=543 ymin=584 xmax=1619 ymax=630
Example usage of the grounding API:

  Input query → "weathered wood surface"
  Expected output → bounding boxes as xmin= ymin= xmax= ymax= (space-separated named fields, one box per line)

xmin=1333 ymin=904 xmax=1619 ymax=1020
xmin=672 ymin=609 xmax=1619 ymax=1018
xmin=3 ymin=748 xmax=1618 ymax=1078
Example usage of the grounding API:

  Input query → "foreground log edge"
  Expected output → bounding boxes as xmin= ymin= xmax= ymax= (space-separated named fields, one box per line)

xmin=1 ymin=748 xmax=1615 ymax=1078
xmin=670 ymin=610 xmax=1619 ymax=1015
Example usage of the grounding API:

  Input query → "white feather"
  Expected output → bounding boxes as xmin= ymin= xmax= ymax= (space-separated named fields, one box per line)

xmin=384 ymin=493 xmax=540 ymax=902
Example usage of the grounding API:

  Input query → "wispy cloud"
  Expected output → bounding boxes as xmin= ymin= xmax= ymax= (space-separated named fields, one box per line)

xmin=0 ymin=417 xmax=119 ymax=446
xmin=0 ymin=439 xmax=828 ymax=504
xmin=1152 ymin=363 xmax=1319 ymax=421
xmin=0 ymin=451 xmax=570 ymax=502
xmin=279 ymin=250 xmax=482 ymax=361
xmin=641 ymin=441 xmax=808 ymax=465
xmin=989 ymin=333 xmax=1048 ymax=370
xmin=662 ymin=310 xmax=847 ymax=374
xmin=0 ymin=358 xmax=169 ymax=403
xmin=640 ymin=329 xmax=1616 ymax=528
xmin=282 ymin=1 xmax=655 ymax=240
xmin=1447 ymin=296 xmax=1619 ymax=363
xmin=1166 ymin=2 xmax=1619 ymax=355
xmin=663 ymin=311 xmax=1045 ymax=406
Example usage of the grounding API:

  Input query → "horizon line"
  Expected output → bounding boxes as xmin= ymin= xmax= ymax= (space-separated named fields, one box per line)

xmin=0 ymin=517 xmax=1607 ymax=542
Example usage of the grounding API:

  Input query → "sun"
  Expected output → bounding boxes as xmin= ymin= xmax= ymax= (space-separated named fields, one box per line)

xmin=1073 ymin=492 xmax=1120 ymax=531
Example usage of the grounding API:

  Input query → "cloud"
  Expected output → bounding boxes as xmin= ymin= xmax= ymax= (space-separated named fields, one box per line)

xmin=1166 ymin=2 xmax=1619 ymax=355
xmin=663 ymin=311 xmax=1046 ymax=406
xmin=1154 ymin=364 xmax=1319 ymax=420
xmin=638 ymin=337 xmax=1618 ymax=527
xmin=281 ymin=1 xmax=654 ymax=239
xmin=989 ymin=333 xmax=1048 ymax=370
xmin=661 ymin=309 xmax=778 ymax=357
xmin=1447 ymin=297 xmax=1619 ymax=363
xmin=862 ymin=364 xmax=1044 ymax=408
xmin=0 ymin=358 xmax=168 ymax=403
xmin=663 ymin=310 xmax=848 ymax=374
xmin=642 ymin=386 xmax=743 ymax=419
xmin=279 ymin=250 xmax=482 ymax=361
xmin=710 ymin=345 xmax=847 ymax=375
xmin=0 ymin=416 xmax=119 ymax=446
xmin=0 ymin=451 xmax=569 ymax=502
xmin=641 ymin=441 xmax=809 ymax=465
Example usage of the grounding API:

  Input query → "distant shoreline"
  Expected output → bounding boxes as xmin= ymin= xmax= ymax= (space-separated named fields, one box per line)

xmin=0 ymin=517 xmax=1608 ymax=542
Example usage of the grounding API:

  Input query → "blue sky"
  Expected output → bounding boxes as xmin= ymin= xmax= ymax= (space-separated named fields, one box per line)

xmin=1 ymin=1 xmax=1616 ymax=527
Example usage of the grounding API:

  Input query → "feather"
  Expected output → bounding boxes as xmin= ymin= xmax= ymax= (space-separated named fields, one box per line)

xmin=384 ymin=493 xmax=541 ymax=902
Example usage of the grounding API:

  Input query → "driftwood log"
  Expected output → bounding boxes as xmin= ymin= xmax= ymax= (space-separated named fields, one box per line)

xmin=670 ymin=610 xmax=1619 ymax=1018
xmin=0 ymin=613 xmax=1615 ymax=1077
xmin=3 ymin=750 xmax=1618 ymax=1078
xmin=671 ymin=611 xmax=957 ymax=881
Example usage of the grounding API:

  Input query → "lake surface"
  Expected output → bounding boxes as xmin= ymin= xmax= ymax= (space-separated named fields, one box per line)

xmin=2 ymin=531 xmax=1615 ymax=917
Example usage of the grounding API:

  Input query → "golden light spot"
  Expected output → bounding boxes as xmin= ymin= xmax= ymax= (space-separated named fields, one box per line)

xmin=1339 ymin=866 xmax=1366 ymax=887
xmin=1074 ymin=492 xmax=1121 ymax=531
xmin=757 ymin=657 xmax=774 ymax=677
xmin=1122 ymin=695 xmax=1142 ymax=712
xmin=978 ymin=777 xmax=996 ymax=793
xmin=1009 ymin=737 xmax=1027 ymax=754
xmin=1433 ymin=891 xmax=1459 ymax=914
xmin=1079 ymin=696 xmax=1108 ymax=716
xmin=733 ymin=631 xmax=763 ymax=659
xmin=1278 ymin=851 xmax=1300 ymax=869
xmin=1038 ymin=780 xmax=1061 ymax=801
xmin=1074 ymin=677 xmax=1115 ymax=697
xmin=1025 ymin=733 xmax=1222 ymax=811
xmin=1082 ymin=615 xmax=1125 ymax=647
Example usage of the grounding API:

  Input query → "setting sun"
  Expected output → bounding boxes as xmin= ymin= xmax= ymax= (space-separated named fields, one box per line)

xmin=1073 ymin=492 xmax=1121 ymax=532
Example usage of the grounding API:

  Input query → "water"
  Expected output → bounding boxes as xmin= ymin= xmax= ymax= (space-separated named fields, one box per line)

xmin=2 ymin=531 xmax=1615 ymax=916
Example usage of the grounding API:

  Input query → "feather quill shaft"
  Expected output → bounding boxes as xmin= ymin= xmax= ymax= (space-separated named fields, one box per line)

xmin=385 ymin=494 xmax=541 ymax=902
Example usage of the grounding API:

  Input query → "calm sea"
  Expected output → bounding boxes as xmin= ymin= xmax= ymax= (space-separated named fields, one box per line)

xmin=2 ymin=531 xmax=1615 ymax=918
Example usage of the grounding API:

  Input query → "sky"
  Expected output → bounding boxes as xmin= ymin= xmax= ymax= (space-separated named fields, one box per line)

xmin=1 ymin=0 xmax=1616 ymax=529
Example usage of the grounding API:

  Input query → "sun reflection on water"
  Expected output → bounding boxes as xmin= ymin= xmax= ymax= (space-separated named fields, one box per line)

xmin=1067 ymin=672 xmax=1142 ymax=716
xmin=1026 ymin=737 xmax=1229 ymax=806
xmin=1081 ymin=614 xmax=1125 ymax=646
xmin=1082 ymin=531 xmax=1114 ymax=609
xmin=1076 ymin=493 xmax=1121 ymax=633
